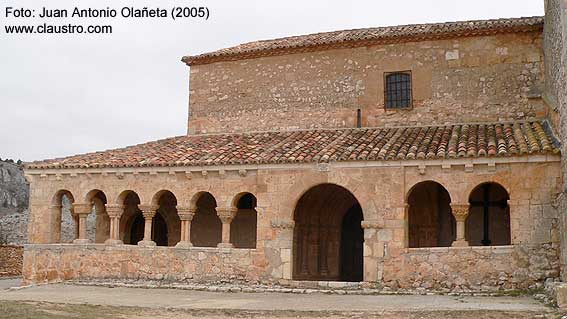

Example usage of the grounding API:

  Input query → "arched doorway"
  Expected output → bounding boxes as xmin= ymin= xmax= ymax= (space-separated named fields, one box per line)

xmin=467 ymin=182 xmax=510 ymax=246
xmin=293 ymin=183 xmax=363 ymax=282
xmin=407 ymin=181 xmax=455 ymax=247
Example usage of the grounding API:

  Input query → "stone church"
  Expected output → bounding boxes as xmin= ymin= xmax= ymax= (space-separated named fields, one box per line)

xmin=21 ymin=4 xmax=567 ymax=291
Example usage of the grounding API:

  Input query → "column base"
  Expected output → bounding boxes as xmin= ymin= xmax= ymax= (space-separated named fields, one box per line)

xmin=104 ymin=239 xmax=123 ymax=245
xmin=175 ymin=241 xmax=193 ymax=248
xmin=138 ymin=240 xmax=156 ymax=247
xmin=72 ymin=239 xmax=91 ymax=244
xmin=217 ymin=243 xmax=233 ymax=248
xmin=452 ymin=240 xmax=469 ymax=247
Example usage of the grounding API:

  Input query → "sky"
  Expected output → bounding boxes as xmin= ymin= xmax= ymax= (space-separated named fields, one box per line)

xmin=0 ymin=0 xmax=544 ymax=162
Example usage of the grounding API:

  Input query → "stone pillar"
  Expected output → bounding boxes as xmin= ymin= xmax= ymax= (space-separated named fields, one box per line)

xmin=105 ymin=204 xmax=124 ymax=245
xmin=451 ymin=204 xmax=470 ymax=247
xmin=138 ymin=204 xmax=158 ymax=247
xmin=72 ymin=203 xmax=92 ymax=244
xmin=50 ymin=204 xmax=62 ymax=243
xmin=217 ymin=207 xmax=237 ymax=248
xmin=361 ymin=220 xmax=384 ymax=283
xmin=176 ymin=207 xmax=196 ymax=248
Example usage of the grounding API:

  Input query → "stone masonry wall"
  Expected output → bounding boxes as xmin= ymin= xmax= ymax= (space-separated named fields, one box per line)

xmin=188 ymin=32 xmax=545 ymax=134
xmin=0 ymin=245 xmax=23 ymax=277
xmin=22 ymin=244 xmax=266 ymax=285
xmin=384 ymin=244 xmax=558 ymax=291
xmin=544 ymin=0 xmax=567 ymax=280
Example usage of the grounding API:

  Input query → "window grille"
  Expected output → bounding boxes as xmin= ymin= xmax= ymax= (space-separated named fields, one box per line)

xmin=385 ymin=72 xmax=412 ymax=109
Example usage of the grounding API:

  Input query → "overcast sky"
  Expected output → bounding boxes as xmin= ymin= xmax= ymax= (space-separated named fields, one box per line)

xmin=0 ymin=0 xmax=544 ymax=162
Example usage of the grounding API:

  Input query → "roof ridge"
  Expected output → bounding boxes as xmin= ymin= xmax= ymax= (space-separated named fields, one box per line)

xmin=182 ymin=16 xmax=544 ymax=66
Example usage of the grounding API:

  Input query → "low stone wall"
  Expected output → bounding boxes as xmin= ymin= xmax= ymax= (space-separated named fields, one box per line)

xmin=22 ymin=244 xmax=269 ymax=285
xmin=0 ymin=245 xmax=23 ymax=277
xmin=383 ymin=244 xmax=559 ymax=291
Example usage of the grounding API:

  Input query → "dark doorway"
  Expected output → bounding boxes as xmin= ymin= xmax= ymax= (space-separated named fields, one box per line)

xmin=293 ymin=183 xmax=364 ymax=282
xmin=153 ymin=213 xmax=168 ymax=246
xmin=129 ymin=214 xmax=144 ymax=245
xmin=340 ymin=204 xmax=364 ymax=282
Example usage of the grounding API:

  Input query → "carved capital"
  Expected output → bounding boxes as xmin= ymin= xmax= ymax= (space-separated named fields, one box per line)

xmin=138 ymin=204 xmax=158 ymax=218
xmin=361 ymin=220 xmax=383 ymax=229
xmin=217 ymin=208 xmax=237 ymax=223
xmin=450 ymin=204 xmax=469 ymax=221
xmin=72 ymin=203 xmax=92 ymax=216
xmin=270 ymin=219 xmax=295 ymax=229
xmin=105 ymin=204 xmax=124 ymax=218
xmin=177 ymin=206 xmax=196 ymax=221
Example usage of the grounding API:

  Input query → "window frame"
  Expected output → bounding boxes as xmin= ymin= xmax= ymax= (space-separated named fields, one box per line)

xmin=383 ymin=71 xmax=413 ymax=110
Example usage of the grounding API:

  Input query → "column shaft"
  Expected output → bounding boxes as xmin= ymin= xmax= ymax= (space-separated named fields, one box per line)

xmin=138 ymin=205 xmax=158 ymax=247
xmin=217 ymin=208 xmax=237 ymax=248
xmin=176 ymin=207 xmax=195 ymax=248
xmin=451 ymin=204 xmax=470 ymax=247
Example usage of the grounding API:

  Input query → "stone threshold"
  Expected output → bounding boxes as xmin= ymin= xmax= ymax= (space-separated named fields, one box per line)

xmin=64 ymin=278 xmax=533 ymax=297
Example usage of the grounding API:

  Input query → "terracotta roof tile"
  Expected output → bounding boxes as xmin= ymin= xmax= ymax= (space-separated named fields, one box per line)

xmin=24 ymin=120 xmax=560 ymax=170
xmin=182 ymin=16 xmax=543 ymax=65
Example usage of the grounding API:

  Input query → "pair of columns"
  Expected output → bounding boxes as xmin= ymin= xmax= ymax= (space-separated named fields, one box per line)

xmin=450 ymin=204 xmax=470 ymax=247
xmin=69 ymin=202 xmax=238 ymax=248
xmin=125 ymin=205 xmax=238 ymax=248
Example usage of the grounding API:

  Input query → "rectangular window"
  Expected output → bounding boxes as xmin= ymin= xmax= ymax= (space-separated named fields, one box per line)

xmin=384 ymin=71 xmax=412 ymax=109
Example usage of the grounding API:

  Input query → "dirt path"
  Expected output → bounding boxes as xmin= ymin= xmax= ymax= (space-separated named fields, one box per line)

xmin=0 ymin=281 xmax=561 ymax=318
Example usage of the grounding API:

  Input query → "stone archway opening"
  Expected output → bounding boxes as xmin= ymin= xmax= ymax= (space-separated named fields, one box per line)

xmin=51 ymin=190 xmax=77 ymax=243
xmin=87 ymin=190 xmax=110 ymax=243
xmin=293 ymin=183 xmax=363 ymax=282
xmin=190 ymin=192 xmax=222 ymax=247
xmin=467 ymin=182 xmax=510 ymax=246
xmin=119 ymin=191 xmax=143 ymax=245
xmin=154 ymin=191 xmax=181 ymax=246
xmin=407 ymin=181 xmax=455 ymax=248
xmin=230 ymin=193 xmax=258 ymax=248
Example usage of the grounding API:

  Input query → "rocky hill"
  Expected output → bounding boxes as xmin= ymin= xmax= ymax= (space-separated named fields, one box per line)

xmin=0 ymin=160 xmax=29 ymax=244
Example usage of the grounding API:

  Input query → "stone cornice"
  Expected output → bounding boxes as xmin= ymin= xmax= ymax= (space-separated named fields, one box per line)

xmin=22 ymin=154 xmax=561 ymax=179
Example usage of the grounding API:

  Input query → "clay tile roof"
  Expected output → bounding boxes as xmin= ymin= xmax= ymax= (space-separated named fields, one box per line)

xmin=24 ymin=120 xmax=559 ymax=170
xmin=182 ymin=16 xmax=543 ymax=65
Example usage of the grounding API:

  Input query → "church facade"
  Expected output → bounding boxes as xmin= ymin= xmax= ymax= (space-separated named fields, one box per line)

xmin=22 ymin=16 xmax=564 ymax=291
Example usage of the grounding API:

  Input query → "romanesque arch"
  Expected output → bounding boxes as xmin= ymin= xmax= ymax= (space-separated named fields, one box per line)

xmin=407 ymin=181 xmax=455 ymax=248
xmin=293 ymin=183 xmax=363 ymax=282
xmin=85 ymin=189 xmax=110 ymax=243
xmin=230 ymin=192 xmax=257 ymax=248
xmin=153 ymin=190 xmax=181 ymax=246
xmin=466 ymin=182 xmax=511 ymax=246
xmin=51 ymin=189 xmax=77 ymax=243
xmin=190 ymin=192 xmax=222 ymax=247
xmin=118 ymin=190 xmax=144 ymax=245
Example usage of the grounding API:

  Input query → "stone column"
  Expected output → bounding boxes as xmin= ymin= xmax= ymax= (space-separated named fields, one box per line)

xmin=451 ymin=204 xmax=470 ymax=247
xmin=217 ymin=207 xmax=237 ymax=248
xmin=50 ymin=204 xmax=62 ymax=243
xmin=72 ymin=203 xmax=92 ymax=244
xmin=105 ymin=204 xmax=124 ymax=245
xmin=176 ymin=207 xmax=196 ymax=248
xmin=138 ymin=204 xmax=158 ymax=247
